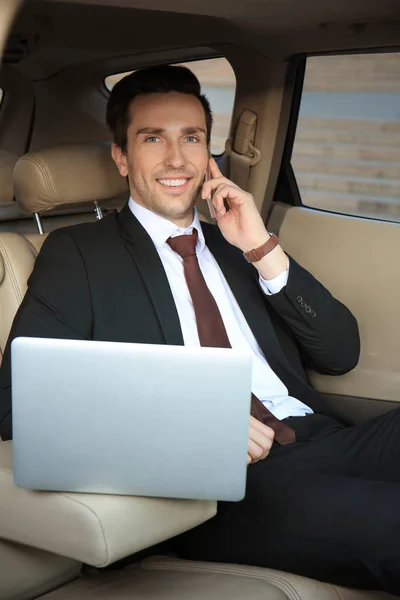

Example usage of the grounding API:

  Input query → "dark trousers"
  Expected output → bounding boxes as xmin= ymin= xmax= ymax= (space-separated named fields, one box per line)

xmin=176 ymin=408 xmax=400 ymax=596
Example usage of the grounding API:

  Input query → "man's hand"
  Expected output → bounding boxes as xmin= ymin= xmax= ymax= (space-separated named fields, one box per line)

xmin=247 ymin=415 xmax=275 ymax=465
xmin=202 ymin=158 xmax=269 ymax=254
xmin=202 ymin=158 xmax=288 ymax=280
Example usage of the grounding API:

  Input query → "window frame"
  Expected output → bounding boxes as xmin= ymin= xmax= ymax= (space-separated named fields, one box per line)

xmin=274 ymin=55 xmax=305 ymax=208
xmin=277 ymin=48 xmax=400 ymax=222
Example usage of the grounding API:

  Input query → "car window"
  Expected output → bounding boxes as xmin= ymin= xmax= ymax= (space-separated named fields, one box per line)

xmin=292 ymin=53 xmax=400 ymax=223
xmin=105 ymin=57 xmax=236 ymax=155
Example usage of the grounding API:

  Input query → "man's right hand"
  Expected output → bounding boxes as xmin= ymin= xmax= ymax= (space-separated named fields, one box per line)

xmin=247 ymin=415 xmax=275 ymax=465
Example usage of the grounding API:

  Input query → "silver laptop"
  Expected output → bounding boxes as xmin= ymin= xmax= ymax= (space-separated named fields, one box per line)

xmin=11 ymin=337 xmax=252 ymax=501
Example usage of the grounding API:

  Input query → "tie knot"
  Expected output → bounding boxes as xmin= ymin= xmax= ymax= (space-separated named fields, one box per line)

xmin=167 ymin=229 xmax=198 ymax=260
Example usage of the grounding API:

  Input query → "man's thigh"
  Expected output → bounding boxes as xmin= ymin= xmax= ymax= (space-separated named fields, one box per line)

xmin=281 ymin=408 xmax=400 ymax=483
xmin=177 ymin=466 xmax=400 ymax=591
xmin=312 ymin=407 xmax=400 ymax=482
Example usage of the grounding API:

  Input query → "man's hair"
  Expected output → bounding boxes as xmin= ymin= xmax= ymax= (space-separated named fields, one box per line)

xmin=106 ymin=65 xmax=213 ymax=153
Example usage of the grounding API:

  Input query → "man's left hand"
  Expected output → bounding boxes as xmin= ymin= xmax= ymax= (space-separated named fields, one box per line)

xmin=201 ymin=157 xmax=269 ymax=253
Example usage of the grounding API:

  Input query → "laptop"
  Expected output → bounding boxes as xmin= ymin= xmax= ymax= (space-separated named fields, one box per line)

xmin=11 ymin=337 xmax=252 ymax=501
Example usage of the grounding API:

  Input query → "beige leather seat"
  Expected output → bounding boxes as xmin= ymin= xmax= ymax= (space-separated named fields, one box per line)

xmin=0 ymin=141 xmax=130 ymax=363
xmin=0 ymin=144 xmax=395 ymax=600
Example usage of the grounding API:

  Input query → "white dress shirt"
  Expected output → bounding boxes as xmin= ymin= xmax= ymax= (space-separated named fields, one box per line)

xmin=129 ymin=198 xmax=312 ymax=420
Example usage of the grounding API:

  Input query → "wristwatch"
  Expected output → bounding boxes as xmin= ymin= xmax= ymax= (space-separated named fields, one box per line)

xmin=243 ymin=233 xmax=280 ymax=263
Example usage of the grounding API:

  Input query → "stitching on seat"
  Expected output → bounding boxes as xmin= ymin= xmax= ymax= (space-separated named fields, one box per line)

xmin=331 ymin=586 xmax=346 ymax=600
xmin=0 ymin=238 xmax=25 ymax=303
xmin=26 ymin=155 xmax=58 ymax=203
xmin=142 ymin=560 xmax=302 ymax=600
xmin=25 ymin=155 xmax=59 ymax=204
xmin=0 ymin=254 xmax=4 ymax=285
xmin=58 ymin=493 xmax=110 ymax=567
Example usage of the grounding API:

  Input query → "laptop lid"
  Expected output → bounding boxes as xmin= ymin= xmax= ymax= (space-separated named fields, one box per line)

xmin=12 ymin=337 xmax=252 ymax=501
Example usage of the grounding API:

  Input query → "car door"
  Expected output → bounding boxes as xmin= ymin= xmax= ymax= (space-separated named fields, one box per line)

xmin=267 ymin=52 xmax=400 ymax=423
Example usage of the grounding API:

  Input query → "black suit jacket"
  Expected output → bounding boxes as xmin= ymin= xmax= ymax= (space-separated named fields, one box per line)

xmin=0 ymin=203 xmax=360 ymax=440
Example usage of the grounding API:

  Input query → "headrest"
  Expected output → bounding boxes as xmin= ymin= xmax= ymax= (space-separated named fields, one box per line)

xmin=13 ymin=142 xmax=129 ymax=214
xmin=0 ymin=150 xmax=18 ymax=205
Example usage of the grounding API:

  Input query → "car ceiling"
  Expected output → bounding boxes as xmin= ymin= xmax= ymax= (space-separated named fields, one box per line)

xmin=42 ymin=0 xmax=400 ymax=33
xmin=5 ymin=0 xmax=400 ymax=79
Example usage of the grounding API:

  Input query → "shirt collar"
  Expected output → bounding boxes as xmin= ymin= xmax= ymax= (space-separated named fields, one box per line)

xmin=128 ymin=197 xmax=205 ymax=253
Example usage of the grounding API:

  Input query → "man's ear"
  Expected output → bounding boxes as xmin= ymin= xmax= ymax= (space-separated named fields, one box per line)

xmin=111 ymin=144 xmax=129 ymax=177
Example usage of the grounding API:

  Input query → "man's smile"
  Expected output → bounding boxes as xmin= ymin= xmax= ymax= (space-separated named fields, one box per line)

xmin=156 ymin=177 xmax=193 ymax=194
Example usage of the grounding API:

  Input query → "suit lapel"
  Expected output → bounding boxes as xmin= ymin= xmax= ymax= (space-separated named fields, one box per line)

xmin=116 ymin=207 xmax=307 ymax=392
xmin=202 ymin=224 xmax=306 ymax=386
xmin=117 ymin=204 xmax=184 ymax=346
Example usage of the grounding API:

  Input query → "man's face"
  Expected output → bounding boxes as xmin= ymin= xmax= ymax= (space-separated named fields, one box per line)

xmin=112 ymin=91 xmax=209 ymax=227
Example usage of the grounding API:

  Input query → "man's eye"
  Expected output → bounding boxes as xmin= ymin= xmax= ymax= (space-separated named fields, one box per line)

xmin=145 ymin=136 xmax=160 ymax=143
xmin=185 ymin=136 xmax=199 ymax=143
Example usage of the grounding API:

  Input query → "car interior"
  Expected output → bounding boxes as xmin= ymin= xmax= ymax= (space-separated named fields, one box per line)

xmin=0 ymin=0 xmax=400 ymax=598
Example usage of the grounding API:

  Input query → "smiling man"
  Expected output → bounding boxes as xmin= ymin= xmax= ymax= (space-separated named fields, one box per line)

xmin=2 ymin=65 xmax=400 ymax=595
xmin=111 ymin=90 xmax=209 ymax=226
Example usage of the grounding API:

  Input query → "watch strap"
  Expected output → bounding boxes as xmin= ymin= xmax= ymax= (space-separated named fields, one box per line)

xmin=243 ymin=233 xmax=280 ymax=263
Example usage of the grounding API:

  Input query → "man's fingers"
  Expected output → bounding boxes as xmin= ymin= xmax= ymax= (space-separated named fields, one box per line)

xmin=249 ymin=427 xmax=273 ymax=460
xmin=248 ymin=416 xmax=275 ymax=464
xmin=250 ymin=415 xmax=275 ymax=439
xmin=248 ymin=438 xmax=264 ymax=463
xmin=211 ymin=185 xmax=232 ymax=216
xmin=209 ymin=156 xmax=223 ymax=179
xmin=208 ymin=184 xmax=247 ymax=218
xmin=201 ymin=164 xmax=239 ymax=201
xmin=202 ymin=178 xmax=228 ymax=201
xmin=249 ymin=424 xmax=273 ymax=448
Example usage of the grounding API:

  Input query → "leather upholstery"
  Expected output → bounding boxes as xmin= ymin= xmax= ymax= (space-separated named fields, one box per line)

xmin=0 ymin=539 xmax=80 ymax=600
xmin=0 ymin=140 xmax=128 ymax=357
xmin=23 ymin=233 xmax=49 ymax=254
xmin=13 ymin=142 xmax=128 ymax=214
xmin=0 ymin=441 xmax=217 ymax=568
xmin=39 ymin=556 xmax=397 ymax=600
xmin=140 ymin=558 xmax=397 ymax=600
xmin=268 ymin=203 xmax=400 ymax=406
xmin=0 ymin=232 xmax=46 ymax=361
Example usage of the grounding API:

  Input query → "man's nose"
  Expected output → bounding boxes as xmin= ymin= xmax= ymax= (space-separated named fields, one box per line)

xmin=164 ymin=141 xmax=186 ymax=169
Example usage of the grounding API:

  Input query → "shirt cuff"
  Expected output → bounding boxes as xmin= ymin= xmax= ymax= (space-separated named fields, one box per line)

xmin=259 ymin=266 xmax=289 ymax=296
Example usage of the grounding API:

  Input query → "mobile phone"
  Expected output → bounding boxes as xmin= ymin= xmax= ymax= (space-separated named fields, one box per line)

xmin=205 ymin=157 xmax=216 ymax=219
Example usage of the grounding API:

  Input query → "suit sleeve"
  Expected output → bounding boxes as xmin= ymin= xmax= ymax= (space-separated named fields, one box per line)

xmin=264 ymin=257 xmax=360 ymax=375
xmin=0 ymin=230 xmax=93 ymax=440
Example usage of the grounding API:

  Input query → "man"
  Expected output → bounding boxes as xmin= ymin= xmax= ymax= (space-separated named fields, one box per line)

xmin=1 ymin=65 xmax=400 ymax=595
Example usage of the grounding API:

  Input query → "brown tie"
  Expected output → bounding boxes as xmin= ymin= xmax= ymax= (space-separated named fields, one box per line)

xmin=167 ymin=229 xmax=296 ymax=445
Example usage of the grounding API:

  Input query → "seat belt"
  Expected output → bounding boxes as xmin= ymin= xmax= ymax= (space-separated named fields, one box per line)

xmin=225 ymin=109 xmax=261 ymax=190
